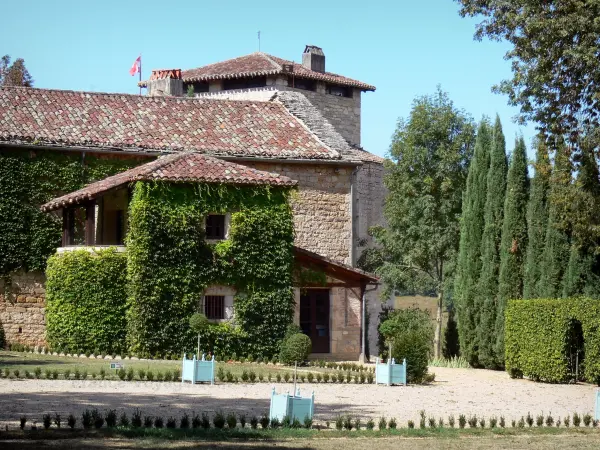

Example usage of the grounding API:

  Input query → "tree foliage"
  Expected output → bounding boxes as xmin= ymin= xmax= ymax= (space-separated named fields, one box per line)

xmin=456 ymin=0 xmax=600 ymax=140
xmin=370 ymin=87 xmax=475 ymax=358
xmin=476 ymin=116 xmax=507 ymax=368
xmin=538 ymin=141 xmax=573 ymax=298
xmin=562 ymin=134 xmax=600 ymax=298
xmin=379 ymin=308 xmax=434 ymax=383
xmin=454 ymin=119 xmax=491 ymax=365
xmin=0 ymin=55 xmax=33 ymax=87
xmin=495 ymin=136 xmax=529 ymax=366
xmin=523 ymin=138 xmax=551 ymax=299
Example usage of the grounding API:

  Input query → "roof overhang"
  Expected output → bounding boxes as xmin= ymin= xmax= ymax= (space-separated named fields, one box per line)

xmin=294 ymin=246 xmax=379 ymax=288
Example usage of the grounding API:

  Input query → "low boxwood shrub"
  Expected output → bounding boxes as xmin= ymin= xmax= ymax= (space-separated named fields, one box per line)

xmin=505 ymin=298 xmax=600 ymax=383
xmin=279 ymin=331 xmax=312 ymax=366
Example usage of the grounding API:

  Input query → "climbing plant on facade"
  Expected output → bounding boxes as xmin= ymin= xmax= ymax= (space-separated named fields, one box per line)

xmin=126 ymin=181 xmax=295 ymax=359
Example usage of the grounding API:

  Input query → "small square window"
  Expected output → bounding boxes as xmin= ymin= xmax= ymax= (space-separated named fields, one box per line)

xmin=204 ymin=295 xmax=225 ymax=320
xmin=206 ymin=214 xmax=226 ymax=240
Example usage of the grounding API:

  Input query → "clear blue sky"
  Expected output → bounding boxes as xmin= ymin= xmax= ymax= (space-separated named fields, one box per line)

xmin=2 ymin=0 xmax=537 ymax=159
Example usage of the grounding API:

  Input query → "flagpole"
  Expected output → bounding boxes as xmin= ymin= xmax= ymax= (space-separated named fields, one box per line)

xmin=139 ymin=53 xmax=142 ymax=95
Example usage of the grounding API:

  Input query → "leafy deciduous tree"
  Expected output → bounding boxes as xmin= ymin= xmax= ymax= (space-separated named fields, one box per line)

xmin=371 ymin=88 xmax=475 ymax=358
xmin=0 ymin=55 xmax=33 ymax=87
xmin=456 ymin=0 xmax=600 ymax=141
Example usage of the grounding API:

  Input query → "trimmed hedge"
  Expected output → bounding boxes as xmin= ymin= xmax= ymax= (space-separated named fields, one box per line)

xmin=505 ymin=298 xmax=600 ymax=383
xmin=46 ymin=248 xmax=128 ymax=354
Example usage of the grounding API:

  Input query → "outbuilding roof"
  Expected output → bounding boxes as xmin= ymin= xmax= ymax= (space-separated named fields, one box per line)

xmin=143 ymin=52 xmax=376 ymax=92
xmin=40 ymin=152 xmax=297 ymax=212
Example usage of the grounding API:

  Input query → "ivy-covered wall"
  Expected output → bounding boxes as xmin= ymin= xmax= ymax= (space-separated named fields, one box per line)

xmin=126 ymin=181 xmax=295 ymax=358
xmin=45 ymin=248 xmax=128 ymax=354
xmin=0 ymin=148 xmax=145 ymax=275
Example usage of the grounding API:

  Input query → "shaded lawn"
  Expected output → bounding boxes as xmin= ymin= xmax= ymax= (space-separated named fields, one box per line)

xmin=2 ymin=427 xmax=600 ymax=450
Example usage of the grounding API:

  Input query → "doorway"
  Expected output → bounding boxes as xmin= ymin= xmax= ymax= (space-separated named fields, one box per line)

xmin=566 ymin=319 xmax=585 ymax=382
xmin=300 ymin=289 xmax=330 ymax=353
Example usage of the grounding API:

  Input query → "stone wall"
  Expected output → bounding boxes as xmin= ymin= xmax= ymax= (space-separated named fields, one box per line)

xmin=245 ymin=162 xmax=353 ymax=264
xmin=0 ymin=271 xmax=46 ymax=347
xmin=354 ymin=161 xmax=388 ymax=357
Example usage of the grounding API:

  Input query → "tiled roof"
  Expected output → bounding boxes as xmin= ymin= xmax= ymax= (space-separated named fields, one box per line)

xmin=166 ymin=53 xmax=375 ymax=91
xmin=41 ymin=152 xmax=297 ymax=212
xmin=0 ymin=86 xmax=339 ymax=160
xmin=275 ymin=91 xmax=384 ymax=164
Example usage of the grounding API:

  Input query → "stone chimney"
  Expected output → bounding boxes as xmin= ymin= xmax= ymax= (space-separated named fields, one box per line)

xmin=302 ymin=46 xmax=325 ymax=73
xmin=147 ymin=69 xmax=183 ymax=97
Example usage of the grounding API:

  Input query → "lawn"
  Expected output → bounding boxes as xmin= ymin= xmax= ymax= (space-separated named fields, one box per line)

xmin=0 ymin=351 xmax=367 ymax=382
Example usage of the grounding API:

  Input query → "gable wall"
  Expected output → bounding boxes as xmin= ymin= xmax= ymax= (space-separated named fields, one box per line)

xmin=243 ymin=161 xmax=353 ymax=264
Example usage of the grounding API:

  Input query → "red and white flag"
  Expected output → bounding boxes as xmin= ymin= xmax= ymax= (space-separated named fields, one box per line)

xmin=129 ymin=56 xmax=141 ymax=76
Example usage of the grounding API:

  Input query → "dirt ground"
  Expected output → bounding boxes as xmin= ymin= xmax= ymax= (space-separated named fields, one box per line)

xmin=0 ymin=366 xmax=596 ymax=431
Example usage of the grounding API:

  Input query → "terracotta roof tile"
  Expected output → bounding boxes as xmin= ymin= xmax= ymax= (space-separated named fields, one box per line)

xmin=41 ymin=152 xmax=297 ymax=212
xmin=0 ymin=86 xmax=339 ymax=160
xmin=161 ymin=53 xmax=375 ymax=91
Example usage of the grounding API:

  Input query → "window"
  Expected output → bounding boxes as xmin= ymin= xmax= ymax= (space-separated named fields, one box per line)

xmin=204 ymin=295 xmax=225 ymax=320
xmin=326 ymin=84 xmax=353 ymax=98
xmin=206 ymin=214 xmax=226 ymax=240
xmin=223 ymin=76 xmax=267 ymax=90
xmin=289 ymin=76 xmax=315 ymax=91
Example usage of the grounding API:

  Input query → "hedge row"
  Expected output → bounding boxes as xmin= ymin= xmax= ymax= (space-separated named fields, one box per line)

xmin=45 ymin=249 xmax=128 ymax=355
xmin=505 ymin=297 xmax=600 ymax=383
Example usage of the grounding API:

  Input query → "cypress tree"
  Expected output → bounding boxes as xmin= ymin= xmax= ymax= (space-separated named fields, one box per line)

xmin=476 ymin=116 xmax=507 ymax=369
xmin=494 ymin=136 xmax=529 ymax=366
xmin=562 ymin=140 xmax=600 ymax=298
xmin=538 ymin=141 xmax=572 ymax=298
xmin=523 ymin=138 xmax=551 ymax=299
xmin=454 ymin=119 xmax=491 ymax=365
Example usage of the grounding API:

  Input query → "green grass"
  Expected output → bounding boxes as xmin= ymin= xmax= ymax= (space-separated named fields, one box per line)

xmin=428 ymin=356 xmax=471 ymax=369
xmin=0 ymin=351 xmax=362 ymax=382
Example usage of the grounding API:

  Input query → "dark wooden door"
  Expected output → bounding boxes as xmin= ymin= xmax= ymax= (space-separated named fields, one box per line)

xmin=300 ymin=289 xmax=330 ymax=353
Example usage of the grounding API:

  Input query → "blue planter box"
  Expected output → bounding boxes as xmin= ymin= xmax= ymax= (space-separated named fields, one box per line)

xmin=269 ymin=388 xmax=314 ymax=422
xmin=375 ymin=357 xmax=407 ymax=386
xmin=181 ymin=354 xmax=215 ymax=384
xmin=596 ymin=390 xmax=600 ymax=421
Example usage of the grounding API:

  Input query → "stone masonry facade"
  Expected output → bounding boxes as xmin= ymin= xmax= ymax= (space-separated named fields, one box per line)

xmin=247 ymin=161 xmax=353 ymax=264
xmin=0 ymin=271 xmax=46 ymax=348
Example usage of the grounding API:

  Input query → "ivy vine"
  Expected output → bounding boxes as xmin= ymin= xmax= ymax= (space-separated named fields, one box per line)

xmin=0 ymin=148 xmax=143 ymax=275
xmin=126 ymin=181 xmax=295 ymax=358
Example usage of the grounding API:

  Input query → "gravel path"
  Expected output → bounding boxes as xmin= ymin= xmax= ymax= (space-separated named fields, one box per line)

xmin=0 ymin=367 xmax=596 ymax=429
